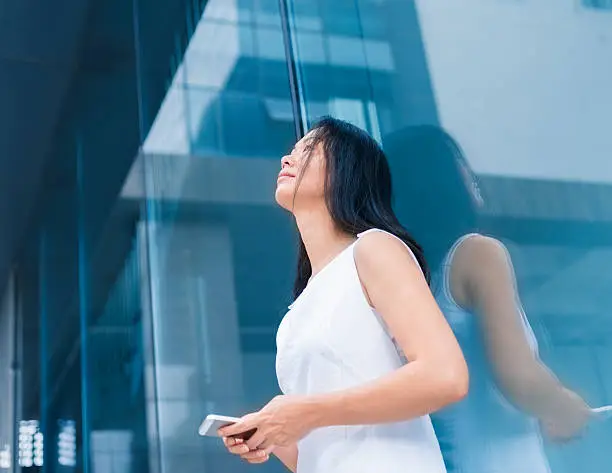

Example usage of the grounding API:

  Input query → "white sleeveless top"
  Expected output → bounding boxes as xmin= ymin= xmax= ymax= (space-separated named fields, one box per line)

xmin=276 ymin=229 xmax=447 ymax=473
xmin=431 ymin=234 xmax=550 ymax=473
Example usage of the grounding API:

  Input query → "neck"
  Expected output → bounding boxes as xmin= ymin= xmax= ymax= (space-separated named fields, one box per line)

xmin=294 ymin=205 xmax=356 ymax=277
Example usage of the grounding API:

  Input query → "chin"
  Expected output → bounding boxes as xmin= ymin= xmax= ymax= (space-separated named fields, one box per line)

xmin=275 ymin=188 xmax=293 ymax=211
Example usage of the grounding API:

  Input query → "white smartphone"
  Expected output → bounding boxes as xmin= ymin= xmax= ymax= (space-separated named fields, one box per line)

xmin=198 ymin=414 xmax=257 ymax=440
xmin=592 ymin=405 xmax=612 ymax=421
xmin=199 ymin=414 xmax=240 ymax=437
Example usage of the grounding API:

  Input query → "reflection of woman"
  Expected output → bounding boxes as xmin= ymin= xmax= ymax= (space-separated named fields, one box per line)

xmin=385 ymin=126 xmax=591 ymax=473
xmin=219 ymin=117 xmax=468 ymax=472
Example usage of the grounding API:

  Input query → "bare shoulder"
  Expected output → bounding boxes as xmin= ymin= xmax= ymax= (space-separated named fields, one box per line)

xmin=353 ymin=231 xmax=429 ymax=308
xmin=455 ymin=234 xmax=509 ymax=268
xmin=354 ymin=231 xmax=422 ymax=279
xmin=453 ymin=234 xmax=515 ymax=297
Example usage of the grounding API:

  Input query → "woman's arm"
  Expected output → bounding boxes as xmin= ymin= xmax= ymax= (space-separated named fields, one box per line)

xmin=453 ymin=235 xmax=590 ymax=437
xmin=305 ymin=231 xmax=468 ymax=427
xmin=221 ymin=231 xmax=468 ymax=446
xmin=273 ymin=445 xmax=298 ymax=472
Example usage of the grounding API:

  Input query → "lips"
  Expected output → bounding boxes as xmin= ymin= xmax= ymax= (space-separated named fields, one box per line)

xmin=277 ymin=170 xmax=295 ymax=180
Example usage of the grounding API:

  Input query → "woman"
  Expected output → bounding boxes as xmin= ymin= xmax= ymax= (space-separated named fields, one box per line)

xmin=384 ymin=125 xmax=592 ymax=473
xmin=219 ymin=117 xmax=468 ymax=472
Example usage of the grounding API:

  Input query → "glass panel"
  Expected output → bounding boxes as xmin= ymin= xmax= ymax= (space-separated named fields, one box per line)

xmin=75 ymin=1 xmax=151 ymax=467
xmin=285 ymin=1 xmax=612 ymax=472
xmin=11 ymin=1 xmax=149 ymax=472
xmin=0 ymin=277 xmax=15 ymax=472
xmin=135 ymin=0 xmax=296 ymax=471
xmin=37 ymin=140 xmax=83 ymax=473
xmin=16 ymin=236 xmax=43 ymax=473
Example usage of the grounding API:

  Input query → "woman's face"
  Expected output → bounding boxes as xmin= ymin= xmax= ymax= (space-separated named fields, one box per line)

xmin=275 ymin=131 xmax=327 ymax=212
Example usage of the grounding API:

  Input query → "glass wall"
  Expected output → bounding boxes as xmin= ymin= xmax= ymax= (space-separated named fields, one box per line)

xmin=284 ymin=2 xmax=612 ymax=473
xmin=141 ymin=0 xmax=612 ymax=472
xmin=135 ymin=0 xmax=296 ymax=472
xmin=10 ymin=1 xmax=149 ymax=472
xmin=3 ymin=1 xmax=611 ymax=473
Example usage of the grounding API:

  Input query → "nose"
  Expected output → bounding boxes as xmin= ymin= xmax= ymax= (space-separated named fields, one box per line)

xmin=281 ymin=154 xmax=291 ymax=168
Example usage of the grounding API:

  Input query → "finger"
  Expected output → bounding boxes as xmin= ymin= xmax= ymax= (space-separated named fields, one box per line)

xmin=228 ymin=443 xmax=250 ymax=455
xmin=245 ymin=430 xmax=267 ymax=450
xmin=262 ymin=445 xmax=276 ymax=456
xmin=219 ymin=416 xmax=256 ymax=438
xmin=246 ymin=454 xmax=269 ymax=464
xmin=223 ymin=436 xmax=243 ymax=447
xmin=241 ymin=449 xmax=270 ymax=463
xmin=258 ymin=439 xmax=274 ymax=450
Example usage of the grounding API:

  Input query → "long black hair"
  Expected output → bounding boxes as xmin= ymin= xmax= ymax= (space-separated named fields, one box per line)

xmin=383 ymin=125 xmax=481 ymax=269
xmin=293 ymin=117 xmax=428 ymax=298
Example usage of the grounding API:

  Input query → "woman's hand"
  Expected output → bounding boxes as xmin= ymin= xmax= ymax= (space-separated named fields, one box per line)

xmin=540 ymin=389 xmax=592 ymax=442
xmin=222 ymin=436 xmax=273 ymax=464
xmin=219 ymin=395 xmax=318 ymax=450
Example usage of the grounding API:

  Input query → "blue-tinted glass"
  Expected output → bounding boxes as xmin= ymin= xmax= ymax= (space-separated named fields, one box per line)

xmin=0 ymin=279 xmax=15 ymax=471
xmin=255 ymin=0 xmax=282 ymax=27
xmin=73 ymin=2 xmax=150 ymax=470
xmin=10 ymin=1 xmax=149 ymax=471
xmin=136 ymin=0 xmax=295 ymax=471
xmin=286 ymin=1 xmax=612 ymax=472
xmin=6 ymin=1 xmax=611 ymax=472
xmin=35 ymin=138 xmax=83 ymax=473
xmin=583 ymin=0 xmax=612 ymax=10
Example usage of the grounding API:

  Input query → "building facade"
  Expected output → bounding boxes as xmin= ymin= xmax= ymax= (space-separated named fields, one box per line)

xmin=1 ymin=1 xmax=612 ymax=472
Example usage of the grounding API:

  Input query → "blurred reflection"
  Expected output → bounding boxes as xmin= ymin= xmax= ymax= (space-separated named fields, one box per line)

xmin=385 ymin=126 xmax=592 ymax=473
